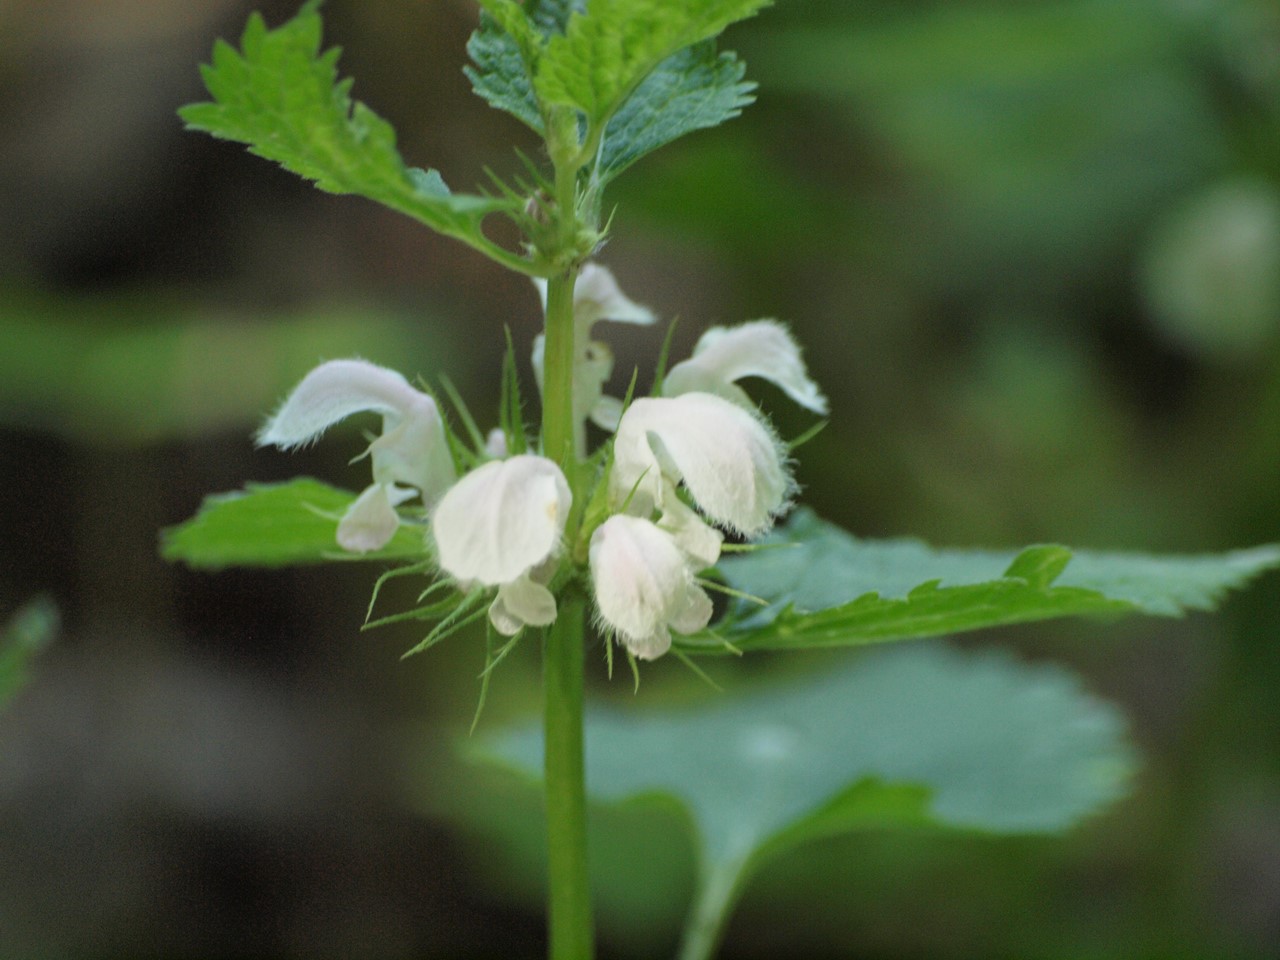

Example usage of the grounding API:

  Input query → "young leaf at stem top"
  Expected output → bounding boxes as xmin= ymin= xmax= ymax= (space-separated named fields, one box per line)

xmin=534 ymin=0 xmax=771 ymax=132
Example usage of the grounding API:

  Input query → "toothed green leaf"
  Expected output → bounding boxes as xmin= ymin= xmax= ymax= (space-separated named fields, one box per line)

xmin=680 ymin=509 xmax=1280 ymax=653
xmin=181 ymin=3 xmax=525 ymax=266
xmin=596 ymin=42 xmax=755 ymax=181
xmin=534 ymin=0 xmax=771 ymax=127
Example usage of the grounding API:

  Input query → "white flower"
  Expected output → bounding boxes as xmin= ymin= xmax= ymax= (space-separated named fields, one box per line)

xmin=532 ymin=263 xmax=655 ymax=431
xmin=589 ymin=514 xmax=714 ymax=660
xmin=609 ymin=393 xmax=791 ymax=538
xmin=432 ymin=454 xmax=571 ymax=635
xmin=257 ymin=359 xmax=456 ymax=553
xmin=663 ymin=319 xmax=828 ymax=415
xmin=533 ymin=261 xmax=656 ymax=328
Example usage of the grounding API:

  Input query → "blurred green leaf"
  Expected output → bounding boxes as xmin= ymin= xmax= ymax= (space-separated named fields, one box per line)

xmin=744 ymin=0 xmax=1225 ymax=293
xmin=0 ymin=596 xmax=57 ymax=707
xmin=180 ymin=3 xmax=527 ymax=270
xmin=0 ymin=288 xmax=437 ymax=445
xmin=684 ymin=509 xmax=1280 ymax=653
xmin=161 ymin=478 xmax=425 ymax=570
xmin=480 ymin=644 xmax=1133 ymax=954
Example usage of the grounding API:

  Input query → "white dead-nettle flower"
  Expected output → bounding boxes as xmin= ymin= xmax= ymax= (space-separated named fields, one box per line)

xmin=532 ymin=263 xmax=655 ymax=430
xmin=609 ymin=393 xmax=791 ymax=539
xmin=662 ymin=319 xmax=828 ymax=415
xmin=257 ymin=359 xmax=456 ymax=553
xmin=589 ymin=514 xmax=714 ymax=660
xmin=432 ymin=454 xmax=572 ymax=635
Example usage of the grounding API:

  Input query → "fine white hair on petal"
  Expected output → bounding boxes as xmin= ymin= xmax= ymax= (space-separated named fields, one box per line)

xmin=432 ymin=454 xmax=571 ymax=586
xmin=257 ymin=359 xmax=434 ymax=449
xmin=610 ymin=393 xmax=791 ymax=538
xmin=589 ymin=514 xmax=713 ymax=661
xmin=662 ymin=320 xmax=829 ymax=415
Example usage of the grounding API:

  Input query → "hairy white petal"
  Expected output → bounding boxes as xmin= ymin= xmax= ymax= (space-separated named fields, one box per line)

xmin=257 ymin=359 xmax=430 ymax=449
xmin=610 ymin=394 xmax=791 ymax=537
xmin=368 ymin=405 xmax=456 ymax=503
xmin=432 ymin=455 xmax=571 ymax=586
xmin=533 ymin=262 xmax=655 ymax=327
xmin=657 ymin=494 xmax=723 ymax=570
xmin=589 ymin=515 xmax=713 ymax=660
xmin=490 ymin=573 xmax=558 ymax=635
xmin=572 ymin=263 xmax=655 ymax=326
xmin=336 ymin=483 xmax=411 ymax=553
xmin=663 ymin=320 xmax=828 ymax=414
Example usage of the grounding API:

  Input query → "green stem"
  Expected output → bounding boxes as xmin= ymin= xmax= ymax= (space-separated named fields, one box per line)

xmin=541 ymin=120 xmax=592 ymax=959
xmin=542 ymin=265 xmax=580 ymax=473
xmin=544 ymin=588 xmax=593 ymax=960
xmin=675 ymin=858 xmax=749 ymax=960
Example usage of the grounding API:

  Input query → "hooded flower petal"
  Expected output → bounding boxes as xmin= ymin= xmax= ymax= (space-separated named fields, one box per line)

xmin=531 ymin=263 xmax=656 ymax=440
xmin=257 ymin=359 xmax=456 ymax=552
xmin=433 ymin=455 xmax=571 ymax=635
xmin=533 ymin=262 xmax=656 ymax=327
xmin=589 ymin=514 xmax=714 ymax=660
xmin=663 ymin=320 xmax=828 ymax=414
xmin=610 ymin=394 xmax=791 ymax=538
xmin=432 ymin=454 xmax=571 ymax=588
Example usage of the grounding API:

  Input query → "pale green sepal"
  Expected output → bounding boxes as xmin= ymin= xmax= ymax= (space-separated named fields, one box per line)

xmin=161 ymin=478 xmax=426 ymax=570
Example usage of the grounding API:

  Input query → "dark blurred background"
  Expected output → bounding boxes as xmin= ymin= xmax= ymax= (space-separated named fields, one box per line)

xmin=2 ymin=0 xmax=1280 ymax=956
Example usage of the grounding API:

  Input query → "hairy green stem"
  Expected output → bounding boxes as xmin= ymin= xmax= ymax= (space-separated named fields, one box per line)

xmin=541 ymin=122 xmax=593 ymax=959
xmin=542 ymin=266 xmax=580 ymax=473
xmin=544 ymin=588 xmax=593 ymax=960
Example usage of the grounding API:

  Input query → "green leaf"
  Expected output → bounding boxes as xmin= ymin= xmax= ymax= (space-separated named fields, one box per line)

xmin=534 ymin=0 xmax=771 ymax=127
xmin=685 ymin=510 xmax=1280 ymax=653
xmin=181 ymin=3 xmax=530 ymax=272
xmin=596 ymin=42 xmax=755 ymax=182
xmin=0 ymin=285 xmax=445 ymax=446
xmin=161 ymin=478 xmax=425 ymax=570
xmin=1 ymin=596 xmax=57 ymax=707
xmin=480 ymin=644 xmax=1133 ymax=953
xmin=465 ymin=11 xmax=544 ymax=134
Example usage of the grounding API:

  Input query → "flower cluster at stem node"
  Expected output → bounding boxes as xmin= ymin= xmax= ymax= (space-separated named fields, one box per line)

xmin=257 ymin=264 xmax=824 ymax=664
